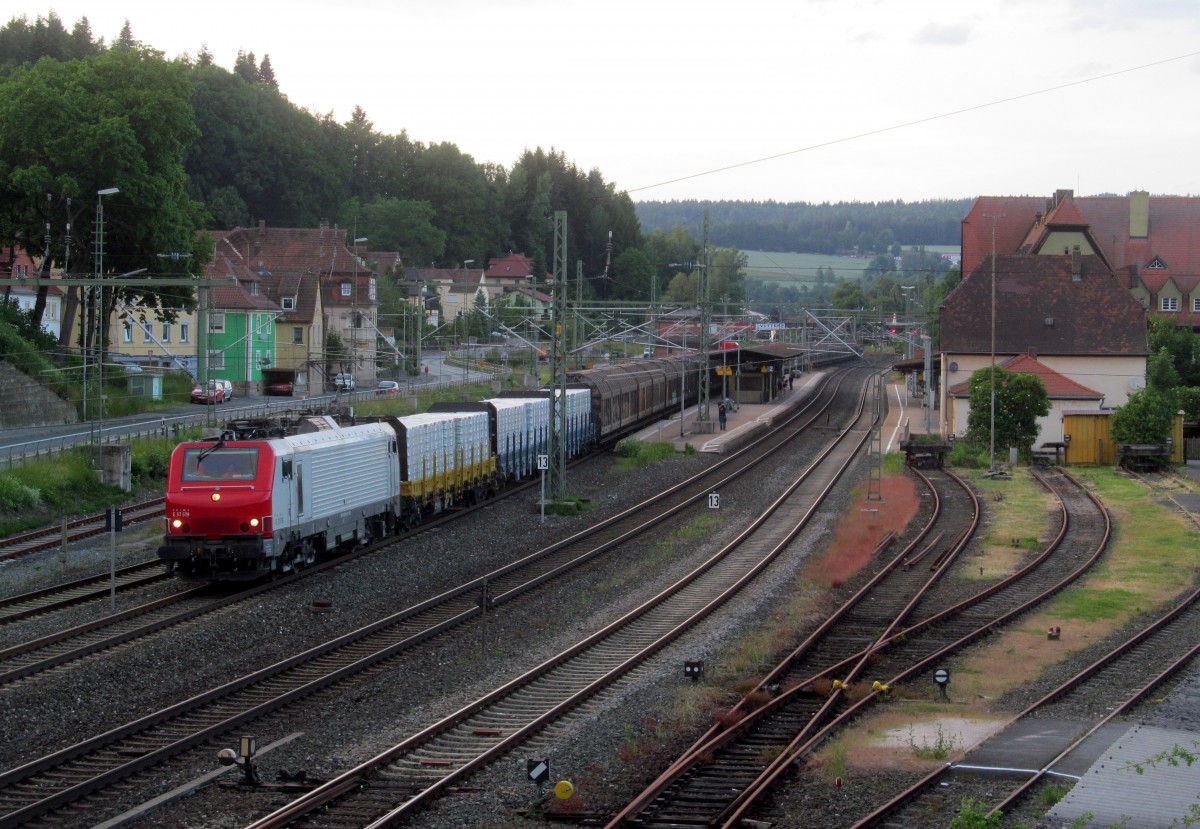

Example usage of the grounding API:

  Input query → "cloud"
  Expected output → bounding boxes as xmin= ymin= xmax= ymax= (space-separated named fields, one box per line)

xmin=911 ymin=22 xmax=971 ymax=45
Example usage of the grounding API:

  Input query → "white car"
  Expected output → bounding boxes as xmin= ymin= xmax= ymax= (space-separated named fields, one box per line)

xmin=219 ymin=379 xmax=234 ymax=400
xmin=333 ymin=373 xmax=356 ymax=391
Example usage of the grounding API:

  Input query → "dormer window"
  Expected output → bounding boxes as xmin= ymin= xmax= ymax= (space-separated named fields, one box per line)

xmin=340 ymin=283 xmax=351 ymax=297
xmin=281 ymin=296 xmax=296 ymax=311
xmin=249 ymin=282 xmax=259 ymax=296
xmin=1147 ymin=256 xmax=1168 ymax=270
xmin=1161 ymin=297 xmax=1178 ymax=312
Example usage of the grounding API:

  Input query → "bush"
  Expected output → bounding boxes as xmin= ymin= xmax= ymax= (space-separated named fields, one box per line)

xmin=0 ymin=475 xmax=43 ymax=511
xmin=949 ymin=442 xmax=988 ymax=468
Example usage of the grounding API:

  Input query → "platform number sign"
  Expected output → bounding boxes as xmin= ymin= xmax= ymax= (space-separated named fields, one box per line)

xmin=708 ymin=492 xmax=720 ymax=510
xmin=527 ymin=758 xmax=550 ymax=785
xmin=537 ymin=454 xmax=549 ymax=471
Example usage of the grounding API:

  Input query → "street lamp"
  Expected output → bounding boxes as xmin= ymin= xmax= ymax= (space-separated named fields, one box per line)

xmin=352 ymin=235 xmax=367 ymax=387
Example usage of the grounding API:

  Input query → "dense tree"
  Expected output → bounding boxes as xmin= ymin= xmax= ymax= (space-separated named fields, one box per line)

xmin=1111 ymin=387 xmax=1175 ymax=445
xmin=341 ymin=197 xmax=446 ymax=267
xmin=0 ymin=46 xmax=208 ymax=348
xmin=830 ymin=282 xmax=866 ymax=310
xmin=965 ymin=367 xmax=1050 ymax=457
xmin=0 ymin=12 xmax=104 ymax=67
xmin=1148 ymin=316 xmax=1200 ymax=386
xmin=1147 ymin=346 xmax=1182 ymax=393
xmin=258 ymin=54 xmax=276 ymax=88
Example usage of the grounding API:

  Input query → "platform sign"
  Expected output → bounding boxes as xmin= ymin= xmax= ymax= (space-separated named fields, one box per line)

xmin=536 ymin=454 xmax=548 ymax=471
xmin=527 ymin=758 xmax=550 ymax=784
xmin=708 ymin=492 xmax=720 ymax=510
xmin=755 ymin=322 xmax=786 ymax=331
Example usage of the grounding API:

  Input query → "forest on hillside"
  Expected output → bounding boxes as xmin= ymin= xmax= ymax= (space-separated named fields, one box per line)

xmin=1 ymin=12 xmax=965 ymax=328
xmin=636 ymin=199 xmax=971 ymax=254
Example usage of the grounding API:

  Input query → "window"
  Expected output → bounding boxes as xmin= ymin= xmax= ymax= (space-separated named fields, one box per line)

xmin=162 ymin=323 xmax=171 ymax=343
xmin=369 ymin=277 xmax=377 ymax=302
xmin=180 ymin=322 xmax=190 ymax=343
xmin=340 ymin=282 xmax=352 ymax=297
xmin=1194 ymin=297 xmax=1200 ymax=313
xmin=293 ymin=326 xmax=304 ymax=344
xmin=208 ymin=349 xmax=225 ymax=370
xmin=123 ymin=322 xmax=133 ymax=343
xmin=142 ymin=322 xmax=153 ymax=343
xmin=281 ymin=296 xmax=296 ymax=310
xmin=209 ymin=312 xmax=225 ymax=333
xmin=1162 ymin=297 xmax=1179 ymax=312
xmin=249 ymin=282 xmax=258 ymax=296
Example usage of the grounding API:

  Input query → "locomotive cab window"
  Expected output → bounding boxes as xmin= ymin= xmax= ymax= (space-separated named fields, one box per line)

xmin=182 ymin=447 xmax=260 ymax=482
xmin=282 ymin=459 xmax=293 ymax=479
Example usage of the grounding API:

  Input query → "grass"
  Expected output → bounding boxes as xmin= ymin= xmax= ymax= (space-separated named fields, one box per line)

xmin=743 ymin=251 xmax=885 ymax=284
xmin=959 ymin=467 xmax=1056 ymax=582
xmin=613 ymin=439 xmax=681 ymax=469
xmin=0 ymin=446 xmax=167 ymax=536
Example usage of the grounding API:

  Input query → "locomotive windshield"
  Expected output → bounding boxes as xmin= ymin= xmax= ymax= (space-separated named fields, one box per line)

xmin=182 ymin=446 xmax=260 ymax=482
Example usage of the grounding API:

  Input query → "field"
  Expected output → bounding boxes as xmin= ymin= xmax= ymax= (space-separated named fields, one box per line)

xmin=743 ymin=247 xmax=959 ymax=285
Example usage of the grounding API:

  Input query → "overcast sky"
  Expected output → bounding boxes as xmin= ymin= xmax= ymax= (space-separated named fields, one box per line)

xmin=15 ymin=0 xmax=1200 ymax=203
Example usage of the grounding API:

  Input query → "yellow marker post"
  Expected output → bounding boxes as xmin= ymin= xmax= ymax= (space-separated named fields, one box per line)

xmin=554 ymin=780 xmax=575 ymax=800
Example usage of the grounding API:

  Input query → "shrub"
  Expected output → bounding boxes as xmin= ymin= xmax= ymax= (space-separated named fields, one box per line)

xmin=0 ymin=475 xmax=43 ymax=510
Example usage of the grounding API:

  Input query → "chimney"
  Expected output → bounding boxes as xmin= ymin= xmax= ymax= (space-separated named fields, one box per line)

xmin=1129 ymin=190 xmax=1149 ymax=238
xmin=1055 ymin=188 xmax=1074 ymax=206
xmin=1071 ymin=245 xmax=1081 ymax=280
xmin=257 ymin=220 xmax=266 ymax=236
xmin=1027 ymin=346 xmax=1038 ymax=359
xmin=1034 ymin=211 xmax=1042 ymax=227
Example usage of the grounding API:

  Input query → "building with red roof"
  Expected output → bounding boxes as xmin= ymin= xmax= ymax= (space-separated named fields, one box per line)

xmin=946 ymin=353 xmax=1105 ymax=445
xmin=938 ymin=249 xmax=1148 ymax=443
xmin=962 ymin=188 xmax=1200 ymax=329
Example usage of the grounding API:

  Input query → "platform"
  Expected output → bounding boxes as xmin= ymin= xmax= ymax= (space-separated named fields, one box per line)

xmin=632 ymin=372 xmax=826 ymax=454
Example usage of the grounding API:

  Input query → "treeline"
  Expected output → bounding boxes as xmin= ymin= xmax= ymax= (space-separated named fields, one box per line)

xmin=636 ymin=199 xmax=971 ymax=254
xmin=0 ymin=12 xmax=659 ymax=311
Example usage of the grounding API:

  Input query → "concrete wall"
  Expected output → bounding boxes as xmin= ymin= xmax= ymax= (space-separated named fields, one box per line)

xmin=0 ymin=361 xmax=78 ymax=428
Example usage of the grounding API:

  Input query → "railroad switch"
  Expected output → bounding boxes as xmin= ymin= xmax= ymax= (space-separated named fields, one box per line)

xmin=217 ymin=735 xmax=262 ymax=786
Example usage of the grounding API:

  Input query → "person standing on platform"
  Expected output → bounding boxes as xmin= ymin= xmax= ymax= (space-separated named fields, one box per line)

xmin=718 ymin=402 xmax=728 ymax=431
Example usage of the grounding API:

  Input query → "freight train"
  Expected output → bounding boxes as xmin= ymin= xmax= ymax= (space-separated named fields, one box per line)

xmin=157 ymin=356 xmax=703 ymax=581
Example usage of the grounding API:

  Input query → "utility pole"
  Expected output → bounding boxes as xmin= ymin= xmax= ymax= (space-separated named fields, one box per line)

xmin=983 ymin=212 xmax=1005 ymax=471
xmin=696 ymin=211 xmax=713 ymax=430
xmin=548 ymin=211 xmax=569 ymax=501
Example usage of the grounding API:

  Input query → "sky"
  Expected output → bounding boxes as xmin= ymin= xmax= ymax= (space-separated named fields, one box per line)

xmin=13 ymin=0 xmax=1200 ymax=203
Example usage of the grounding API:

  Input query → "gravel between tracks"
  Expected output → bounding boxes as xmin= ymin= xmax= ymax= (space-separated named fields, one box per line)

xmin=15 ymin=442 xmax=1195 ymax=829
xmin=0 ymin=429 xmax=862 ymax=829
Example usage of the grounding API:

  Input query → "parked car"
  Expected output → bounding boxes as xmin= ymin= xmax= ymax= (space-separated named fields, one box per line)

xmin=190 ymin=381 xmax=226 ymax=404
xmin=264 ymin=380 xmax=294 ymax=397
xmin=375 ymin=380 xmax=400 ymax=396
xmin=333 ymin=373 xmax=355 ymax=391
xmin=218 ymin=379 xmax=234 ymax=401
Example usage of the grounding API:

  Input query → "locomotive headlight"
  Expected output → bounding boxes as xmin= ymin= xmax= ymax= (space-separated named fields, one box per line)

xmin=249 ymin=517 xmax=260 ymax=528
xmin=211 ymin=492 xmax=221 ymax=502
xmin=172 ymin=518 xmax=183 ymax=529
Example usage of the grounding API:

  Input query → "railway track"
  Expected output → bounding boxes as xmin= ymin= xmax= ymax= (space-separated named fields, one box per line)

xmin=0 ymin=498 xmax=165 ymax=562
xmin=607 ymin=466 xmax=1110 ymax=828
xmin=0 ymin=559 xmax=170 ymax=626
xmin=854 ymin=576 xmax=1200 ymax=827
xmin=240 ymin=369 xmax=879 ymax=828
xmin=0 ymin=444 xmax=607 ymax=683
xmin=0 ymin=367 xmax=874 ymax=828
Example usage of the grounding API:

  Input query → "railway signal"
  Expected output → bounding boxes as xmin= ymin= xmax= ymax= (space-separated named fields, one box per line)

xmin=934 ymin=667 xmax=951 ymax=701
